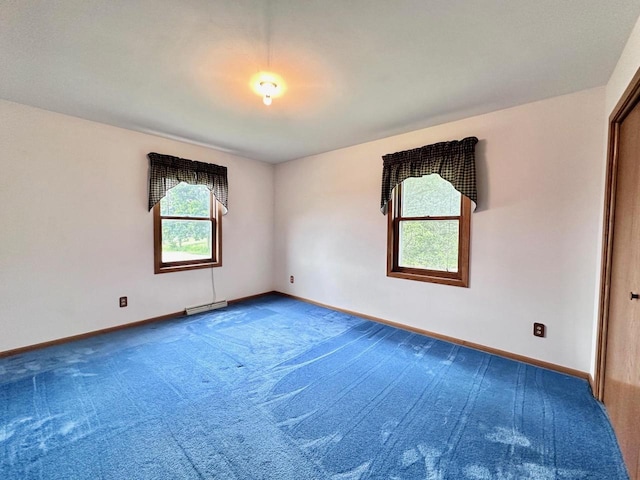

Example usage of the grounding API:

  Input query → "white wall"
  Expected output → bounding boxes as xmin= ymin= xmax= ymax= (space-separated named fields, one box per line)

xmin=274 ymin=87 xmax=605 ymax=373
xmin=0 ymin=99 xmax=274 ymax=352
xmin=0 ymin=82 xmax=619 ymax=375
xmin=606 ymin=14 xmax=640 ymax=116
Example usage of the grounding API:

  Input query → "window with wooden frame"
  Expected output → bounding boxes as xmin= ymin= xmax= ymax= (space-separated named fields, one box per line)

xmin=387 ymin=174 xmax=470 ymax=287
xmin=154 ymin=182 xmax=222 ymax=274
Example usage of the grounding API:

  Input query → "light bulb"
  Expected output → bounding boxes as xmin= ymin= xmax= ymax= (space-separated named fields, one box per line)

xmin=259 ymin=81 xmax=277 ymax=106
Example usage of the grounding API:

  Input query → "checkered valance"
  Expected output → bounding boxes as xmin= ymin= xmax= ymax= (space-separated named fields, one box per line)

xmin=380 ymin=136 xmax=478 ymax=214
xmin=148 ymin=153 xmax=228 ymax=214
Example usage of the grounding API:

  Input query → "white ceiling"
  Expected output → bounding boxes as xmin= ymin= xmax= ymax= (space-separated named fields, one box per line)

xmin=2 ymin=1 xmax=639 ymax=163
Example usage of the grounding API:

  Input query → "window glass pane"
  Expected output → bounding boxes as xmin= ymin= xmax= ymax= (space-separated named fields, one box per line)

xmin=161 ymin=219 xmax=212 ymax=263
xmin=401 ymin=174 xmax=461 ymax=217
xmin=399 ymin=220 xmax=459 ymax=272
xmin=160 ymin=182 xmax=210 ymax=217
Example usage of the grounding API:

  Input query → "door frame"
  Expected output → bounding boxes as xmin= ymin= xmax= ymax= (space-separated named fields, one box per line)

xmin=595 ymin=66 xmax=640 ymax=400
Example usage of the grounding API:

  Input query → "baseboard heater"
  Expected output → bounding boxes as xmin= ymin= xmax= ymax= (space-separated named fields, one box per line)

xmin=185 ymin=300 xmax=228 ymax=315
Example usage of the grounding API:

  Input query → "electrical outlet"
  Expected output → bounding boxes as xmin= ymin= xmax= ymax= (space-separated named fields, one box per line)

xmin=119 ymin=296 xmax=128 ymax=308
xmin=533 ymin=322 xmax=545 ymax=338
xmin=290 ymin=275 xmax=294 ymax=284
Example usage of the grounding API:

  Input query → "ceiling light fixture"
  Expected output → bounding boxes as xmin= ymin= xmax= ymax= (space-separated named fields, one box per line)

xmin=259 ymin=81 xmax=277 ymax=106
xmin=253 ymin=0 xmax=283 ymax=107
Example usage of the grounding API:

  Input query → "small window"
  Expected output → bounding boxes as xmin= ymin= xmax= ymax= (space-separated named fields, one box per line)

xmin=387 ymin=174 xmax=470 ymax=287
xmin=153 ymin=182 xmax=222 ymax=273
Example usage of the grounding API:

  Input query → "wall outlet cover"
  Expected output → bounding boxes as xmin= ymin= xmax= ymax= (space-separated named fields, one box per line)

xmin=533 ymin=322 xmax=545 ymax=337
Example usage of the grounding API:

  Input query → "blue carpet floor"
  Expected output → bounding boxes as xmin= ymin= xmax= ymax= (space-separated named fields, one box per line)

xmin=0 ymin=295 xmax=628 ymax=479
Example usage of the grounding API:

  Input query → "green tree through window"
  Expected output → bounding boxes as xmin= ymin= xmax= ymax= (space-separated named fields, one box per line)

xmin=154 ymin=182 xmax=222 ymax=273
xmin=387 ymin=174 xmax=470 ymax=287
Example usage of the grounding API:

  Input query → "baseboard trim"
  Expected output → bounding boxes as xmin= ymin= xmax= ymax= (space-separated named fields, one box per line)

xmin=0 ymin=291 xmax=278 ymax=358
xmin=2 ymin=290 xmax=589 ymax=382
xmin=276 ymin=292 xmax=590 ymax=381
xmin=0 ymin=310 xmax=184 ymax=359
xmin=228 ymin=291 xmax=277 ymax=304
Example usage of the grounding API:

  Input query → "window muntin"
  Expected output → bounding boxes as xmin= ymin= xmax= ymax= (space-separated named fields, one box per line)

xmin=387 ymin=174 xmax=470 ymax=287
xmin=154 ymin=182 xmax=222 ymax=273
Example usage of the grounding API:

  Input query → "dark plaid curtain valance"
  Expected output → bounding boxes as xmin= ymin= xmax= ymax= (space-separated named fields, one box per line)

xmin=148 ymin=152 xmax=228 ymax=214
xmin=380 ymin=136 xmax=478 ymax=214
